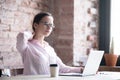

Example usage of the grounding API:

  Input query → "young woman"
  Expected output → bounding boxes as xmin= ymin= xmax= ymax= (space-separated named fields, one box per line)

xmin=16 ymin=12 xmax=83 ymax=75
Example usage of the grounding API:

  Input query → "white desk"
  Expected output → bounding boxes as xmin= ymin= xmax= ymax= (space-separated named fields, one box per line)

xmin=0 ymin=72 xmax=120 ymax=80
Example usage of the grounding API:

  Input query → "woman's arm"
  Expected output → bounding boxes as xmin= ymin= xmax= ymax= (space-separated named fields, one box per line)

xmin=16 ymin=31 xmax=33 ymax=53
xmin=56 ymin=56 xmax=83 ymax=73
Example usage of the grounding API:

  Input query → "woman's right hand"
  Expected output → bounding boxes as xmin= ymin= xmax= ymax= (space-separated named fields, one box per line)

xmin=80 ymin=67 xmax=84 ymax=73
xmin=23 ymin=31 xmax=33 ymax=40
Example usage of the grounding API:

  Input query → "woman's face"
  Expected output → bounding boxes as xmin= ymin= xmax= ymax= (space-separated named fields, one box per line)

xmin=34 ymin=16 xmax=54 ymax=37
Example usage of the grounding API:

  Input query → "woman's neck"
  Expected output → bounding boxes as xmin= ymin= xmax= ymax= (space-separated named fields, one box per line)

xmin=33 ymin=35 xmax=45 ymax=44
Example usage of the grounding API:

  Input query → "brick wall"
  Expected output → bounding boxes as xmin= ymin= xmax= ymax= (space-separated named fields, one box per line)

xmin=52 ymin=0 xmax=99 ymax=66
xmin=51 ymin=0 xmax=74 ymax=65
xmin=0 ymin=0 xmax=99 ymax=68
xmin=73 ymin=0 xmax=99 ymax=66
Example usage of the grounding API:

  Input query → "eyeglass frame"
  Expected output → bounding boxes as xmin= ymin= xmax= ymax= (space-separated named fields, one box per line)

xmin=39 ymin=21 xmax=55 ymax=28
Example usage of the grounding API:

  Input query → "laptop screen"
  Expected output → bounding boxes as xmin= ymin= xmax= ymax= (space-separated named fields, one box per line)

xmin=82 ymin=50 xmax=104 ymax=76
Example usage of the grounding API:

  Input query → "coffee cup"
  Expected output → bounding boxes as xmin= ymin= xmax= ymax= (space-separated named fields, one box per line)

xmin=50 ymin=64 xmax=59 ymax=77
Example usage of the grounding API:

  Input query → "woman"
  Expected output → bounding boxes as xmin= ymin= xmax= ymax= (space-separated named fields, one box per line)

xmin=16 ymin=12 xmax=83 ymax=75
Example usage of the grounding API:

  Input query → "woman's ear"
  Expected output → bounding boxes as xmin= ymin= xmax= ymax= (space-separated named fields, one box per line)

xmin=33 ymin=23 xmax=38 ymax=29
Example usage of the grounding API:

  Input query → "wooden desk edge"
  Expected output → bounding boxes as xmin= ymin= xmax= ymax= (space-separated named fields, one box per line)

xmin=99 ymin=66 xmax=120 ymax=72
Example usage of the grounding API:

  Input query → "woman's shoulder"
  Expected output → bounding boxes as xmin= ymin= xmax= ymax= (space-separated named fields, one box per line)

xmin=44 ymin=41 xmax=54 ymax=47
xmin=44 ymin=41 xmax=49 ymax=45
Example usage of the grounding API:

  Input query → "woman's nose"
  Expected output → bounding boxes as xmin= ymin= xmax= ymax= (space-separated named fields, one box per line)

xmin=46 ymin=25 xmax=51 ymax=29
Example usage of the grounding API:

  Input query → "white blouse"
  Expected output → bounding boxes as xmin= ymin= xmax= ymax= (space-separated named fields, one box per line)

xmin=16 ymin=31 xmax=81 ymax=75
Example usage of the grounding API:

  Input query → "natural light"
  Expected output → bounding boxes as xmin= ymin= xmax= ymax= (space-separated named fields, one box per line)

xmin=111 ymin=0 xmax=120 ymax=55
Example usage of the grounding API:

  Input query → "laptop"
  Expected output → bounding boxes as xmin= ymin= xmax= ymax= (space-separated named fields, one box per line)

xmin=59 ymin=50 xmax=104 ymax=77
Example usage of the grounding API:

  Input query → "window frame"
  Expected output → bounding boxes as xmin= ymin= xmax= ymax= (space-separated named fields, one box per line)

xmin=99 ymin=0 xmax=111 ymax=65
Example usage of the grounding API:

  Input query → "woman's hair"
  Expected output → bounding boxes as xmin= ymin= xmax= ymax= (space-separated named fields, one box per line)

xmin=32 ymin=12 xmax=53 ymax=31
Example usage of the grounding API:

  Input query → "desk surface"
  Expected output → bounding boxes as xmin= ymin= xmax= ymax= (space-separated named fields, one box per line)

xmin=1 ymin=66 xmax=120 ymax=77
xmin=1 ymin=72 xmax=120 ymax=80
xmin=99 ymin=66 xmax=120 ymax=72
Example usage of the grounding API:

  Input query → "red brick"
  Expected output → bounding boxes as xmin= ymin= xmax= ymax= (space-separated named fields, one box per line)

xmin=3 ymin=4 xmax=17 ymax=11
xmin=5 ymin=0 xmax=16 ymax=4
xmin=21 ymin=0 xmax=30 ymax=7
xmin=1 ymin=18 xmax=14 ymax=25
xmin=32 ymin=0 xmax=43 ymax=3
xmin=30 ymin=2 xmax=38 ymax=9
xmin=59 ymin=0 xmax=73 ymax=6
xmin=87 ymin=35 xmax=97 ymax=41
xmin=0 ymin=24 xmax=10 ymax=31
xmin=0 ymin=31 xmax=9 ymax=38
xmin=60 ymin=6 xmax=73 ymax=14
xmin=8 ymin=32 xmax=18 ymax=38
xmin=55 ymin=39 xmax=73 ymax=48
xmin=56 ymin=48 xmax=73 ymax=64
xmin=0 ymin=38 xmax=16 ymax=45
xmin=0 ymin=45 xmax=12 ymax=52
xmin=1 ymin=52 xmax=23 ymax=67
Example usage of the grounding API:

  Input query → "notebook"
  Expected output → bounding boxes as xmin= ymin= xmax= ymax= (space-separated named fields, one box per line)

xmin=59 ymin=50 xmax=104 ymax=77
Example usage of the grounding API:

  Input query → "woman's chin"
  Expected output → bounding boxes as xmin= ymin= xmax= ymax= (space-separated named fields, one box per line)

xmin=44 ymin=33 xmax=51 ymax=37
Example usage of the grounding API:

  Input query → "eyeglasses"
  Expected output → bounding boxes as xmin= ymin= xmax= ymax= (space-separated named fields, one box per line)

xmin=40 ymin=21 xmax=55 ymax=28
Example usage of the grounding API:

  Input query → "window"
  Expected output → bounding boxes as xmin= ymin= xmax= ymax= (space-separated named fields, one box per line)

xmin=111 ymin=0 xmax=120 ymax=55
